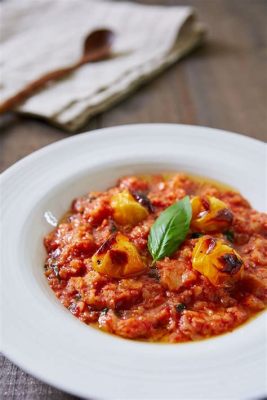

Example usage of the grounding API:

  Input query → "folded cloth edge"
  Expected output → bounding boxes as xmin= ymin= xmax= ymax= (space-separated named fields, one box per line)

xmin=16 ymin=16 xmax=205 ymax=131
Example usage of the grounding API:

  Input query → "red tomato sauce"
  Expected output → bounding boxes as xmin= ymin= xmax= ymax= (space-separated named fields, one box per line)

xmin=44 ymin=174 xmax=267 ymax=342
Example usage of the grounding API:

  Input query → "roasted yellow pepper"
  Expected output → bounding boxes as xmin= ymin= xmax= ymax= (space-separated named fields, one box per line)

xmin=111 ymin=190 xmax=149 ymax=225
xmin=192 ymin=235 xmax=243 ymax=286
xmin=92 ymin=232 xmax=145 ymax=278
xmin=191 ymin=196 xmax=233 ymax=232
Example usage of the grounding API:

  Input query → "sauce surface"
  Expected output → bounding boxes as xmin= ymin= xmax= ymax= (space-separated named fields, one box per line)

xmin=44 ymin=173 xmax=267 ymax=342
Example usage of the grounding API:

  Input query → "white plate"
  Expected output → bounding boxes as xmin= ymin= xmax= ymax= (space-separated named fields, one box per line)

xmin=1 ymin=124 xmax=266 ymax=400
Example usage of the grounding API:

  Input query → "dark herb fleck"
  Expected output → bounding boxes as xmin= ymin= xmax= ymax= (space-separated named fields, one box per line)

xmin=51 ymin=263 xmax=61 ymax=280
xmin=175 ymin=303 xmax=186 ymax=312
xmin=101 ymin=307 xmax=109 ymax=314
xmin=224 ymin=230 xmax=234 ymax=243
xmin=109 ymin=220 xmax=117 ymax=233
xmin=148 ymin=267 xmax=160 ymax=281
xmin=75 ymin=293 xmax=82 ymax=301
xmin=191 ymin=232 xmax=204 ymax=239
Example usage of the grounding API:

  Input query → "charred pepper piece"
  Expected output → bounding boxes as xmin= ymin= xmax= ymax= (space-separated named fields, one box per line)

xmin=191 ymin=196 xmax=233 ymax=232
xmin=131 ymin=190 xmax=154 ymax=213
xmin=192 ymin=235 xmax=243 ymax=286
xmin=111 ymin=190 xmax=149 ymax=226
xmin=92 ymin=232 xmax=145 ymax=278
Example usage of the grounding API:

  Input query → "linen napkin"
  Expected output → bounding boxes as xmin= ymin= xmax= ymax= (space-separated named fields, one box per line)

xmin=0 ymin=0 xmax=205 ymax=131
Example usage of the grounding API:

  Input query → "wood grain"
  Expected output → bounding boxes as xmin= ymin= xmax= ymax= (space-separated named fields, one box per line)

xmin=1 ymin=0 xmax=266 ymax=399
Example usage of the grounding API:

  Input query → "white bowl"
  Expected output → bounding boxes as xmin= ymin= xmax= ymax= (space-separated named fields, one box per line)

xmin=1 ymin=124 xmax=266 ymax=399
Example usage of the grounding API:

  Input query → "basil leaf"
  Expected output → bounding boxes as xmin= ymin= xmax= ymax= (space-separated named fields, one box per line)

xmin=148 ymin=196 xmax=192 ymax=261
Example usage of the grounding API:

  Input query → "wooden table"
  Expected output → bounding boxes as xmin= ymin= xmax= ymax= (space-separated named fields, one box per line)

xmin=1 ymin=0 xmax=266 ymax=399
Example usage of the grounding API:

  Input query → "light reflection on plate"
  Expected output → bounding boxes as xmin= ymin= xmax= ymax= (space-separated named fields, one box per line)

xmin=44 ymin=211 xmax=58 ymax=227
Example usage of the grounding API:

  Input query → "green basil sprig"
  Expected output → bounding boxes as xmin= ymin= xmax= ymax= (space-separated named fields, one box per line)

xmin=148 ymin=196 xmax=192 ymax=261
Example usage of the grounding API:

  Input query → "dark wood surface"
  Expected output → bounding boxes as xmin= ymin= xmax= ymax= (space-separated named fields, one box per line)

xmin=1 ymin=0 xmax=266 ymax=399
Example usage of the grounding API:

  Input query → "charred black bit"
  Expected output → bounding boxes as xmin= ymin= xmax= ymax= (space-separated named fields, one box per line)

xmin=175 ymin=303 xmax=186 ymax=312
xmin=109 ymin=249 xmax=128 ymax=266
xmin=224 ymin=230 xmax=234 ymax=243
xmin=219 ymin=253 xmax=243 ymax=275
xmin=97 ymin=259 xmax=101 ymax=265
xmin=216 ymin=208 xmax=233 ymax=223
xmin=148 ymin=267 xmax=160 ymax=281
xmin=131 ymin=190 xmax=154 ymax=213
xmin=101 ymin=307 xmax=109 ymax=315
xmin=191 ymin=232 xmax=204 ymax=239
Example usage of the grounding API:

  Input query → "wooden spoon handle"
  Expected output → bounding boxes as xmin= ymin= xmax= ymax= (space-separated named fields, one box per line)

xmin=0 ymin=49 xmax=109 ymax=114
xmin=0 ymin=63 xmax=82 ymax=114
xmin=0 ymin=52 xmax=102 ymax=114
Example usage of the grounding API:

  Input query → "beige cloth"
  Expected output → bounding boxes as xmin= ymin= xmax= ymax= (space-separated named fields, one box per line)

xmin=0 ymin=0 xmax=205 ymax=131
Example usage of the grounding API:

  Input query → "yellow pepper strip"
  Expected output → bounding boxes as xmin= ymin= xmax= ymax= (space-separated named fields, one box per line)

xmin=192 ymin=235 xmax=243 ymax=286
xmin=92 ymin=232 xmax=145 ymax=278
xmin=111 ymin=190 xmax=149 ymax=226
xmin=191 ymin=196 xmax=233 ymax=232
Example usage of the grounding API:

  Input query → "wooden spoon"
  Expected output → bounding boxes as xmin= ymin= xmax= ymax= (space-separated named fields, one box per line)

xmin=0 ymin=29 xmax=115 ymax=114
